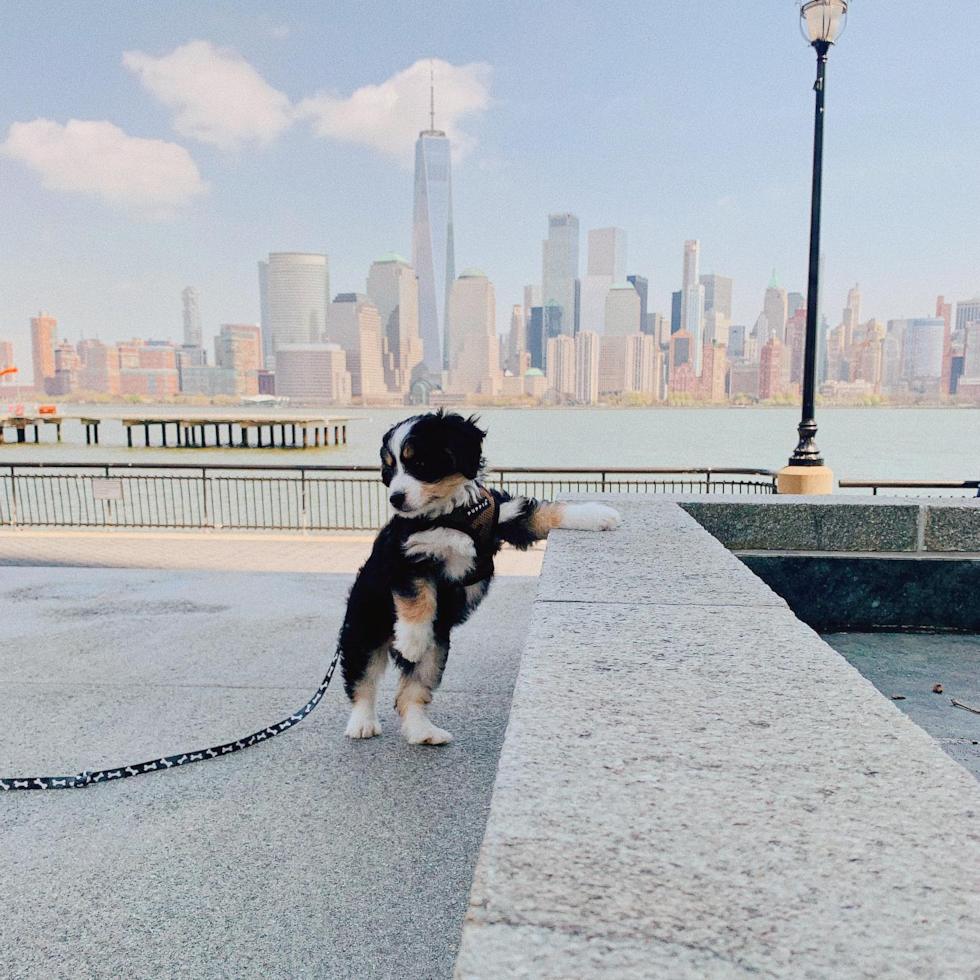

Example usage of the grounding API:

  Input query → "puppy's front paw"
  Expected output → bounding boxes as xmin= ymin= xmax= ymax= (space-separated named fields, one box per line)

xmin=403 ymin=721 xmax=453 ymax=746
xmin=345 ymin=706 xmax=381 ymax=739
xmin=561 ymin=502 xmax=621 ymax=531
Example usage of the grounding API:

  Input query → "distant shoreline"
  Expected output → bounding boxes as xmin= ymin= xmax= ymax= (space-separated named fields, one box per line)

xmin=39 ymin=401 xmax=979 ymax=413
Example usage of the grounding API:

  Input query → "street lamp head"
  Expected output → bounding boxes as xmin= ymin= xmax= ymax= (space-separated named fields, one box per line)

xmin=800 ymin=0 xmax=848 ymax=46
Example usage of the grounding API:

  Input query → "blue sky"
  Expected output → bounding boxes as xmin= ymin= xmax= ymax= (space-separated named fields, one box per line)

xmin=1 ymin=0 xmax=978 ymax=376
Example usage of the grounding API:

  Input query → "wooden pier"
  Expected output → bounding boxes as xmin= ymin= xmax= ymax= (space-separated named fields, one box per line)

xmin=1 ymin=414 xmax=355 ymax=450
xmin=0 ymin=415 xmax=64 ymax=444
xmin=110 ymin=415 xmax=352 ymax=450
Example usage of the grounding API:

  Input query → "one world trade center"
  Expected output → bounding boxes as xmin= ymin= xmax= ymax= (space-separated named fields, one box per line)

xmin=412 ymin=73 xmax=455 ymax=375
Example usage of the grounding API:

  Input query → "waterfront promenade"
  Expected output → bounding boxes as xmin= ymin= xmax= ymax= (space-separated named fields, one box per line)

xmin=0 ymin=543 xmax=536 ymax=979
xmin=4 ymin=498 xmax=980 ymax=979
xmin=0 ymin=529 xmax=545 ymax=574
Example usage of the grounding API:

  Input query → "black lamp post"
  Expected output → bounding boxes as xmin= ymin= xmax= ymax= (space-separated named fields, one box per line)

xmin=788 ymin=0 xmax=848 ymax=470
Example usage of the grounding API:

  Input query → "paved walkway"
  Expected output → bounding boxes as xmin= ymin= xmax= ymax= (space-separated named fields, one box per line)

xmin=0 ymin=529 xmax=545 ymax=575
xmin=0 ymin=567 xmax=534 ymax=979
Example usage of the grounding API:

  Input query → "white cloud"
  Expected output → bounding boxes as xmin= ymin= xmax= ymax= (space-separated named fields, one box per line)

xmin=123 ymin=40 xmax=292 ymax=150
xmin=1 ymin=119 xmax=208 ymax=211
xmin=297 ymin=59 xmax=492 ymax=166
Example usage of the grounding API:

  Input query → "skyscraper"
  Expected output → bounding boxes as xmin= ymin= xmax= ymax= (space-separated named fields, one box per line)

xmin=258 ymin=260 xmax=271 ymax=367
xmin=412 ymin=72 xmax=455 ymax=374
xmin=546 ymin=334 xmax=576 ymax=400
xmin=903 ymin=318 xmax=945 ymax=388
xmin=31 ymin=312 xmax=57 ymax=394
xmin=680 ymin=241 xmax=705 ymax=375
xmin=587 ymin=228 xmax=627 ymax=281
xmin=700 ymin=274 xmax=733 ymax=320
xmin=325 ymin=294 xmax=386 ymax=403
xmin=182 ymin=286 xmax=202 ymax=348
xmin=366 ymin=253 xmax=424 ymax=393
xmin=843 ymin=284 xmax=861 ymax=348
xmin=581 ymin=230 xmax=617 ymax=337
xmin=627 ymin=275 xmax=648 ymax=325
xmin=728 ymin=325 xmax=747 ymax=359
xmin=262 ymin=253 xmax=330 ymax=370
xmin=763 ymin=271 xmax=788 ymax=344
xmin=574 ymin=331 xmax=600 ymax=404
xmin=504 ymin=304 xmax=526 ymax=374
xmin=962 ymin=323 xmax=980 ymax=381
xmin=542 ymin=213 xmax=580 ymax=337
xmin=670 ymin=290 xmax=683 ymax=335
xmin=214 ymin=324 xmax=262 ymax=395
xmin=605 ymin=283 xmax=642 ymax=336
xmin=446 ymin=270 xmax=501 ymax=396
xmin=682 ymin=240 xmax=700 ymax=288
xmin=758 ymin=336 xmax=785 ymax=400
xmin=275 ymin=344 xmax=351 ymax=404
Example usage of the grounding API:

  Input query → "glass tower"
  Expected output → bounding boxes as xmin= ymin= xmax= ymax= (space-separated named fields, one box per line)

xmin=542 ymin=213 xmax=580 ymax=337
xmin=412 ymin=131 xmax=455 ymax=373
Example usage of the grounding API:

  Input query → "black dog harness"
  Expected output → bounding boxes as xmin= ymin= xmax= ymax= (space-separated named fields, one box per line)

xmin=432 ymin=486 xmax=499 ymax=587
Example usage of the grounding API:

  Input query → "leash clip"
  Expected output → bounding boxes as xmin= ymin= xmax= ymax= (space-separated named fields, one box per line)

xmin=73 ymin=770 xmax=93 ymax=789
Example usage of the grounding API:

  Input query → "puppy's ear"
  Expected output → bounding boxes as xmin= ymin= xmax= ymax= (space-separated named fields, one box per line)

xmin=442 ymin=413 xmax=486 ymax=480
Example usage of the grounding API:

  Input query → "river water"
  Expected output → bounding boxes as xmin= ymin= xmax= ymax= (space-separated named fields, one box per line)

xmin=2 ymin=405 xmax=977 ymax=487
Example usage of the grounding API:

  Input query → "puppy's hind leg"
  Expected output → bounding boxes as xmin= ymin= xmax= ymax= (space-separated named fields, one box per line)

xmin=394 ymin=637 xmax=452 ymax=746
xmin=343 ymin=644 xmax=389 ymax=739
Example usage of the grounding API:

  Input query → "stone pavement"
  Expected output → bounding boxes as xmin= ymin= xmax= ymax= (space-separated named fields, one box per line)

xmin=0 ymin=529 xmax=545 ymax=575
xmin=827 ymin=631 xmax=980 ymax=780
xmin=0 ymin=567 xmax=534 ymax=980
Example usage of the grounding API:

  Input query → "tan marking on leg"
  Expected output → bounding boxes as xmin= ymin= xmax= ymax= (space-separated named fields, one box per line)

xmin=395 ymin=643 xmax=452 ymax=745
xmin=393 ymin=581 xmax=437 ymax=624
xmin=395 ymin=676 xmax=433 ymax=718
xmin=529 ymin=502 xmax=566 ymax=538
xmin=345 ymin=645 xmax=388 ymax=739
xmin=351 ymin=646 xmax=388 ymax=704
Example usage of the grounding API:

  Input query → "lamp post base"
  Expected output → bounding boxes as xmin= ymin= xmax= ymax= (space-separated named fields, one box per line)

xmin=777 ymin=464 xmax=834 ymax=495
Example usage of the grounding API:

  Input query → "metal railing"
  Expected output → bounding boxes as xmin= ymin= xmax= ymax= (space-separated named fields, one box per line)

xmin=839 ymin=479 xmax=980 ymax=498
xmin=0 ymin=463 xmax=778 ymax=532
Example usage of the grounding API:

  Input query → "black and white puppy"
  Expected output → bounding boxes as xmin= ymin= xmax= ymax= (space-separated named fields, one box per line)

xmin=338 ymin=410 xmax=619 ymax=745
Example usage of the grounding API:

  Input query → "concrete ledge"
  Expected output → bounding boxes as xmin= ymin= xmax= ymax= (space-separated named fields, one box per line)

xmin=454 ymin=497 xmax=980 ymax=979
xmin=924 ymin=503 xmax=980 ymax=552
xmin=676 ymin=495 xmax=980 ymax=554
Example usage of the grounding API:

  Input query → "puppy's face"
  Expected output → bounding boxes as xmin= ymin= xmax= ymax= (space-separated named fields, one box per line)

xmin=381 ymin=412 xmax=486 ymax=518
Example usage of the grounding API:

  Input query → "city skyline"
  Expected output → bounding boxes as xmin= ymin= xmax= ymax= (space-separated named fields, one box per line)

xmin=1 ymin=1 xmax=978 ymax=363
xmin=10 ymin=250 xmax=979 ymax=405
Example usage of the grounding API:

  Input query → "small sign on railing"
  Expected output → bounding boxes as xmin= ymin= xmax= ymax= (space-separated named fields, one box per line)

xmin=91 ymin=478 xmax=124 ymax=501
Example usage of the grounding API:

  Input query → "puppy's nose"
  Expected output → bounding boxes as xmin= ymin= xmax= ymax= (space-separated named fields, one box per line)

xmin=389 ymin=491 xmax=407 ymax=510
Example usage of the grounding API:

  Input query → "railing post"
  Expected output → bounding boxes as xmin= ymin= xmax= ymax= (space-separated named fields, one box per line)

xmin=601 ymin=471 xmax=607 ymax=493
xmin=705 ymin=469 xmax=712 ymax=494
xmin=105 ymin=465 xmax=114 ymax=529
xmin=301 ymin=470 xmax=308 ymax=534
xmin=9 ymin=465 xmax=16 ymax=529
xmin=202 ymin=468 xmax=209 ymax=529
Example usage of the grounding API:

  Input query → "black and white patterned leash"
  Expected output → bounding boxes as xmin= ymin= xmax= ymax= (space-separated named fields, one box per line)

xmin=1 ymin=648 xmax=342 ymax=792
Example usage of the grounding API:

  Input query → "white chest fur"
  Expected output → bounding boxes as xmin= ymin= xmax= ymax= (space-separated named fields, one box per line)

xmin=403 ymin=527 xmax=476 ymax=581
